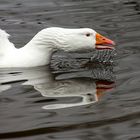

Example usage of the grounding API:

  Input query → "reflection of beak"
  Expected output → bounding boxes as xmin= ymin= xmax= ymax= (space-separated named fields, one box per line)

xmin=96 ymin=33 xmax=115 ymax=49
xmin=96 ymin=81 xmax=115 ymax=100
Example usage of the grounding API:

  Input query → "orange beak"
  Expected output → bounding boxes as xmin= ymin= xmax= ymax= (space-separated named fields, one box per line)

xmin=96 ymin=33 xmax=115 ymax=49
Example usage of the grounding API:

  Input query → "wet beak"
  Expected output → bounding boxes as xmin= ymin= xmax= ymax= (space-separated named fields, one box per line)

xmin=95 ymin=33 xmax=115 ymax=49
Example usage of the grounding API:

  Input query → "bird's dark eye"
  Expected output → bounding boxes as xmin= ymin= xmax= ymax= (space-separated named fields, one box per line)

xmin=86 ymin=33 xmax=90 ymax=37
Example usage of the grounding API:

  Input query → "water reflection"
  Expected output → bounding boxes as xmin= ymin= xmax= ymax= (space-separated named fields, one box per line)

xmin=0 ymin=62 xmax=115 ymax=110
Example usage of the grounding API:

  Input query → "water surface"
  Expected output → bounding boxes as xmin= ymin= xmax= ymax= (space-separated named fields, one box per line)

xmin=0 ymin=0 xmax=140 ymax=140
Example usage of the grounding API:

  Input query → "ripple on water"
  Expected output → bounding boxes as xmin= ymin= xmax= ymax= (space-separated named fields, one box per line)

xmin=0 ymin=0 xmax=140 ymax=139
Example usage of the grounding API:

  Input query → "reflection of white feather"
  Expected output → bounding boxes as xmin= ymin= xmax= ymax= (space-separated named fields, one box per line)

xmin=0 ymin=67 xmax=99 ymax=109
xmin=34 ymin=79 xmax=98 ymax=109
xmin=0 ymin=84 xmax=11 ymax=93
xmin=42 ymin=94 xmax=98 ymax=110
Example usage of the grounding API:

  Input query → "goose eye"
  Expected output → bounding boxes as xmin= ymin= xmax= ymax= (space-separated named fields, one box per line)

xmin=86 ymin=33 xmax=90 ymax=37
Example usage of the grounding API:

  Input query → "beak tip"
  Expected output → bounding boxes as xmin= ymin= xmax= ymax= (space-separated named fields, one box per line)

xmin=112 ymin=41 xmax=116 ymax=45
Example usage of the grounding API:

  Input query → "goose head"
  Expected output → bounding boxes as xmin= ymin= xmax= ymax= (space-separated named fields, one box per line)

xmin=30 ymin=27 xmax=115 ymax=51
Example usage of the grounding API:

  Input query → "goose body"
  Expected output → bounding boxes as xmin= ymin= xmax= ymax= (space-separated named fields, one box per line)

xmin=0 ymin=27 xmax=115 ymax=68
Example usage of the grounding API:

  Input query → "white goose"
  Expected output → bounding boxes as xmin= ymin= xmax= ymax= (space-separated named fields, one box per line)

xmin=0 ymin=27 xmax=115 ymax=68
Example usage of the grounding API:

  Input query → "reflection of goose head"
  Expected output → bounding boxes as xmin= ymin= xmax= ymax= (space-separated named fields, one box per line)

xmin=35 ymin=62 xmax=115 ymax=109
xmin=0 ymin=27 xmax=115 ymax=67
xmin=35 ymin=79 xmax=114 ymax=110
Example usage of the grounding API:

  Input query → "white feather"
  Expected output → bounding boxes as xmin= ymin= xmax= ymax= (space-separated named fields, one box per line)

xmin=0 ymin=27 xmax=96 ymax=67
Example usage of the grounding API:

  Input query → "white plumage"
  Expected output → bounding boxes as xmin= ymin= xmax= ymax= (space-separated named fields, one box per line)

xmin=0 ymin=27 xmax=114 ymax=68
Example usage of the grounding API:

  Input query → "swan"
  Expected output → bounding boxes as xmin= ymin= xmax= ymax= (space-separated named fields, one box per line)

xmin=0 ymin=27 xmax=115 ymax=67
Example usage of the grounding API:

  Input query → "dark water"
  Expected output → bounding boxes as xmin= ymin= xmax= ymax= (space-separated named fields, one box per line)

xmin=0 ymin=0 xmax=140 ymax=140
